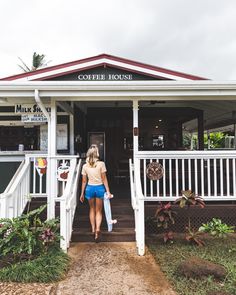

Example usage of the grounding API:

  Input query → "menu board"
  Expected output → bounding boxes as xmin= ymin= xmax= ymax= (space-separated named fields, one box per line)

xmin=40 ymin=124 xmax=68 ymax=151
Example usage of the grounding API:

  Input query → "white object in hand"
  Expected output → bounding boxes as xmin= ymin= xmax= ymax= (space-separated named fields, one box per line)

xmin=103 ymin=193 xmax=117 ymax=231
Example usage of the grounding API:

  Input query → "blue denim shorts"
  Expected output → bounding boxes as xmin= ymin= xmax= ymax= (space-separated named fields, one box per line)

xmin=85 ymin=184 xmax=105 ymax=200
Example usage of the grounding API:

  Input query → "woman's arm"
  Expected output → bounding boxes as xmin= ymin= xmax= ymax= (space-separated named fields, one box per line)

xmin=101 ymin=172 xmax=112 ymax=197
xmin=80 ymin=175 xmax=87 ymax=203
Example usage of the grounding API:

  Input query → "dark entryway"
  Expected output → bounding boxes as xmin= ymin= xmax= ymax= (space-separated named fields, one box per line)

xmin=74 ymin=104 xmax=205 ymax=187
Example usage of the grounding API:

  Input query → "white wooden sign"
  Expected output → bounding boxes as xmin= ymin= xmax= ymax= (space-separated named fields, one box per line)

xmin=15 ymin=104 xmax=51 ymax=114
xmin=21 ymin=114 xmax=47 ymax=123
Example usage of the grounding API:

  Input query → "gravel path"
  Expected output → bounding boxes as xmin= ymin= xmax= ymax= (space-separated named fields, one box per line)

xmin=56 ymin=242 xmax=176 ymax=295
xmin=0 ymin=242 xmax=176 ymax=295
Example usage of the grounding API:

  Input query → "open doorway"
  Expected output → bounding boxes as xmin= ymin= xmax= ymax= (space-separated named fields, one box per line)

xmin=74 ymin=103 xmax=133 ymax=197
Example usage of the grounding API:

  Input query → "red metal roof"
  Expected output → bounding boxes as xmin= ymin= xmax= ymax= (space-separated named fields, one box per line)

xmin=0 ymin=53 xmax=208 ymax=81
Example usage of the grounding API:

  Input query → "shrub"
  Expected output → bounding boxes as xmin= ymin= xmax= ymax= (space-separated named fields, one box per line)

xmin=175 ymin=190 xmax=205 ymax=246
xmin=0 ymin=247 xmax=70 ymax=282
xmin=152 ymin=202 xmax=177 ymax=243
xmin=0 ymin=205 xmax=60 ymax=262
xmin=199 ymin=218 xmax=235 ymax=238
xmin=174 ymin=190 xmax=205 ymax=209
xmin=185 ymin=224 xmax=205 ymax=246
xmin=154 ymin=202 xmax=176 ymax=229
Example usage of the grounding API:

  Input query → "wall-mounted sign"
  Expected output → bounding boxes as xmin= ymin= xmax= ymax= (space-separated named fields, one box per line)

xmin=40 ymin=124 xmax=68 ymax=151
xmin=35 ymin=158 xmax=47 ymax=175
xmin=21 ymin=114 xmax=47 ymax=123
xmin=15 ymin=104 xmax=51 ymax=114
xmin=146 ymin=162 xmax=164 ymax=181
xmin=57 ymin=162 xmax=70 ymax=181
xmin=77 ymin=73 xmax=133 ymax=81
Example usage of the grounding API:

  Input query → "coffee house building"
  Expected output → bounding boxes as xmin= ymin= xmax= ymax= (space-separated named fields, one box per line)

xmin=0 ymin=54 xmax=236 ymax=255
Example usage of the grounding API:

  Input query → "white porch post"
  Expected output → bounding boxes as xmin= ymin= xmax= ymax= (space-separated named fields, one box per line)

xmin=69 ymin=103 xmax=75 ymax=155
xmin=47 ymin=98 xmax=57 ymax=219
xmin=133 ymin=100 xmax=145 ymax=256
xmin=234 ymin=123 xmax=236 ymax=149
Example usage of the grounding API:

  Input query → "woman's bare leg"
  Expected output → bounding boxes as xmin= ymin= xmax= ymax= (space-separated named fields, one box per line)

xmin=95 ymin=198 xmax=103 ymax=233
xmin=88 ymin=198 xmax=96 ymax=233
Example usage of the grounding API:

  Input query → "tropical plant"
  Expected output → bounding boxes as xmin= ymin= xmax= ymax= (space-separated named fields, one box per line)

xmin=154 ymin=202 xmax=176 ymax=229
xmin=175 ymin=190 xmax=206 ymax=246
xmin=151 ymin=202 xmax=177 ymax=243
xmin=0 ymin=205 xmax=60 ymax=261
xmin=199 ymin=218 xmax=235 ymax=238
xmin=185 ymin=224 xmax=205 ymax=246
xmin=18 ymin=52 xmax=50 ymax=72
xmin=204 ymin=132 xmax=228 ymax=149
xmin=174 ymin=190 xmax=205 ymax=209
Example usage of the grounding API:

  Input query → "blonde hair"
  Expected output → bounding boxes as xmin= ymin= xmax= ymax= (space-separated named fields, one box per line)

xmin=86 ymin=144 xmax=99 ymax=167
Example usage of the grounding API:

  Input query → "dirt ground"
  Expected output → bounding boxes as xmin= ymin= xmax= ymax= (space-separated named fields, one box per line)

xmin=0 ymin=242 xmax=176 ymax=295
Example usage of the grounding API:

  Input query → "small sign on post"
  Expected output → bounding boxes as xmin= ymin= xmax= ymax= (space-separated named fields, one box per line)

xmin=21 ymin=114 xmax=47 ymax=123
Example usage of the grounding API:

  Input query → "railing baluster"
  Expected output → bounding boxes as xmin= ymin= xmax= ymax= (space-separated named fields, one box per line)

xmin=226 ymin=158 xmax=230 ymax=197
xmin=201 ymin=159 xmax=204 ymax=198
xmin=39 ymin=174 xmax=43 ymax=194
xmin=150 ymin=159 xmax=153 ymax=197
xmin=194 ymin=159 xmax=198 ymax=195
xmin=182 ymin=159 xmax=185 ymax=191
xmin=163 ymin=159 xmax=166 ymax=197
xmin=156 ymin=159 xmax=160 ymax=197
xmin=188 ymin=159 xmax=191 ymax=190
xmin=220 ymin=158 xmax=223 ymax=197
xmin=207 ymin=159 xmax=211 ymax=197
xmin=214 ymin=158 xmax=217 ymax=197
xmin=175 ymin=159 xmax=179 ymax=197
xmin=143 ymin=159 xmax=147 ymax=197
xmin=169 ymin=159 xmax=172 ymax=198
xmin=33 ymin=157 xmax=36 ymax=194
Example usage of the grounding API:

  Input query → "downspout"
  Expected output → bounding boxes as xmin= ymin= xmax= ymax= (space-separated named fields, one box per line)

xmin=34 ymin=89 xmax=50 ymax=121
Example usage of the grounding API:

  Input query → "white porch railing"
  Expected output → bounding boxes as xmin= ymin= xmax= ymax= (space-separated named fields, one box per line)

xmin=24 ymin=154 xmax=80 ymax=219
xmin=57 ymin=159 xmax=82 ymax=251
xmin=130 ymin=150 xmax=236 ymax=256
xmin=0 ymin=158 xmax=30 ymax=218
xmin=25 ymin=154 xmax=79 ymax=196
xmin=0 ymin=154 xmax=82 ymax=252
xmin=136 ymin=150 xmax=236 ymax=201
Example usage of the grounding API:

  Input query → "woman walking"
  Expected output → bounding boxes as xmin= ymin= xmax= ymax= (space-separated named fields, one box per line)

xmin=80 ymin=144 xmax=112 ymax=242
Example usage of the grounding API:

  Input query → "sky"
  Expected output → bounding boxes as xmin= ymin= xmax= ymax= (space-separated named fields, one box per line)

xmin=0 ymin=0 xmax=236 ymax=80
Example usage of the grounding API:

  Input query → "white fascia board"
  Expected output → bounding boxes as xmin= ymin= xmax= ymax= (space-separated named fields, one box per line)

xmin=15 ymin=58 xmax=191 ymax=81
xmin=1 ymin=80 xmax=236 ymax=89
xmin=1 ymin=81 xmax=236 ymax=100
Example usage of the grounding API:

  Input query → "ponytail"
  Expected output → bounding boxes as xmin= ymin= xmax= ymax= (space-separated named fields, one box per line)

xmin=86 ymin=144 xmax=99 ymax=167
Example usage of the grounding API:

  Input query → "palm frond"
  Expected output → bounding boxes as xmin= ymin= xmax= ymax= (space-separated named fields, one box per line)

xmin=18 ymin=57 xmax=31 ymax=73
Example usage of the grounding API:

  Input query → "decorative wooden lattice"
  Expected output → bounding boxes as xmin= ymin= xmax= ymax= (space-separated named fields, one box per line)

xmin=146 ymin=162 xmax=164 ymax=180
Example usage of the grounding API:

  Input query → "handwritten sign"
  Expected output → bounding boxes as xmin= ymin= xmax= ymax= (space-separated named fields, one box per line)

xmin=21 ymin=114 xmax=47 ymax=122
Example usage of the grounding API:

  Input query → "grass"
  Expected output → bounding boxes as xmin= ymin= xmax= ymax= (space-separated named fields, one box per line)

xmin=147 ymin=235 xmax=236 ymax=295
xmin=0 ymin=247 xmax=70 ymax=283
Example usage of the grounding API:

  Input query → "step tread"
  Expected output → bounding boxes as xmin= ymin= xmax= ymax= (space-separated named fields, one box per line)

xmin=73 ymin=227 xmax=135 ymax=233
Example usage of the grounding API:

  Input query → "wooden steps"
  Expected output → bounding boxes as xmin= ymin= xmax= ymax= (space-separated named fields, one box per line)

xmin=26 ymin=195 xmax=136 ymax=243
xmin=72 ymin=197 xmax=135 ymax=242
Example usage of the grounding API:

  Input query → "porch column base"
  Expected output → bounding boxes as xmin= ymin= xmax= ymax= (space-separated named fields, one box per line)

xmin=136 ymin=200 xmax=145 ymax=256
